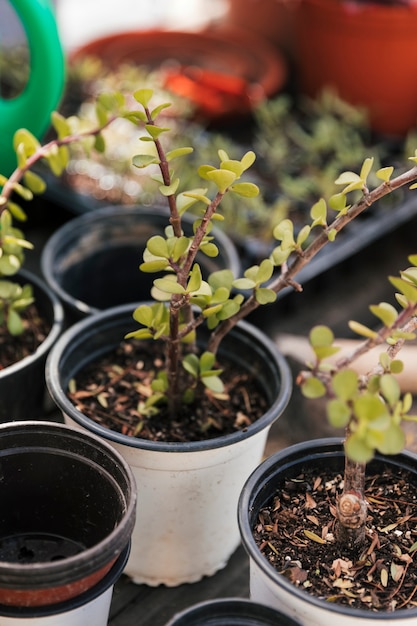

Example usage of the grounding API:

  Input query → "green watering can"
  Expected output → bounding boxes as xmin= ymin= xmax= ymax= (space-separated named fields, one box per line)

xmin=0 ymin=0 xmax=65 ymax=176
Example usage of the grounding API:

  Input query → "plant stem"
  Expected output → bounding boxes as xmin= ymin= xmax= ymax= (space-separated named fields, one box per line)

xmin=207 ymin=167 xmax=417 ymax=354
xmin=336 ymin=454 xmax=367 ymax=550
xmin=0 ymin=117 xmax=118 ymax=210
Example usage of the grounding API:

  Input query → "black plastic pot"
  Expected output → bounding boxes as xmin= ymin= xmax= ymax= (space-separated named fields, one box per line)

xmin=0 ymin=269 xmax=64 ymax=422
xmin=165 ymin=598 xmax=301 ymax=625
xmin=238 ymin=438 xmax=417 ymax=625
xmin=0 ymin=420 xmax=136 ymax=609
xmin=41 ymin=205 xmax=241 ymax=324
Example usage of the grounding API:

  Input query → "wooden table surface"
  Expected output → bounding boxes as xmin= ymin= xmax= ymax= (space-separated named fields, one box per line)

xmin=24 ymin=196 xmax=417 ymax=625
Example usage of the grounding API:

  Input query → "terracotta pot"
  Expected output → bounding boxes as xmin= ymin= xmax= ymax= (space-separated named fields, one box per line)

xmin=0 ymin=269 xmax=64 ymax=421
xmin=294 ymin=0 xmax=417 ymax=136
xmin=0 ymin=420 xmax=136 ymax=617
xmin=0 ymin=546 xmax=129 ymax=625
xmin=238 ymin=438 xmax=417 ymax=625
xmin=225 ymin=0 xmax=296 ymax=56
xmin=69 ymin=28 xmax=287 ymax=123
xmin=45 ymin=303 xmax=292 ymax=586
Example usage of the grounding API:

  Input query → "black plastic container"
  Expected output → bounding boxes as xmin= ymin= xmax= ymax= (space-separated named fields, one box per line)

xmin=0 ymin=269 xmax=64 ymax=421
xmin=41 ymin=205 xmax=241 ymax=324
xmin=165 ymin=598 xmax=301 ymax=625
xmin=0 ymin=420 xmax=136 ymax=608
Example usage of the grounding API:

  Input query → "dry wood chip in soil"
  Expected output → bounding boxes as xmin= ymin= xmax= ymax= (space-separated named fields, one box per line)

xmin=67 ymin=339 xmax=269 ymax=442
xmin=253 ymin=466 xmax=417 ymax=612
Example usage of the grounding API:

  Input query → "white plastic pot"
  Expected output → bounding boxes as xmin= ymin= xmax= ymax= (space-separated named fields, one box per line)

xmin=238 ymin=438 xmax=417 ymax=625
xmin=46 ymin=303 xmax=292 ymax=586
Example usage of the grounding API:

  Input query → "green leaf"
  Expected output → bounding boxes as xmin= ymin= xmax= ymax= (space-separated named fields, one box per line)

xmin=301 ymin=377 xmax=326 ymax=399
xmin=166 ymin=147 xmax=193 ymax=161
xmin=327 ymin=399 xmax=351 ymax=428
xmin=147 ymin=236 xmax=169 ymax=258
xmin=345 ymin=434 xmax=374 ymax=463
xmin=220 ymin=159 xmax=244 ymax=177
xmin=310 ymin=198 xmax=327 ymax=226
xmin=182 ymin=353 xmax=199 ymax=378
xmin=255 ymin=288 xmax=277 ymax=304
xmin=230 ymin=182 xmax=259 ymax=198
xmin=332 ymin=369 xmax=358 ymax=401
xmin=353 ymin=393 xmax=387 ymax=422
xmin=145 ymin=124 xmax=170 ymax=139
xmin=233 ymin=277 xmax=256 ymax=290
xmin=199 ymin=351 xmax=215 ymax=372
xmin=377 ymin=423 xmax=405 ymax=455
xmin=153 ymin=276 xmax=185 ymax=294
xmin=159 ymin=179 xmax=179 ymax=196
xmin=13 ymin=129 xmax=40 ymax=156
xmin=359 ymin=157 xmax=374 ymax=182
xmin=348 ymin=320 xmax=378 ymax=339
xmin=376 ymin=166 xmax=394 ymax=183
xmin=7 ymin=309 xmax=23 ymax=336
xmin=23 ymin=170 xmax=46 ymax=195
xmin=132 ymin=154 xmax=159 ymax=168
xmin=369 ymin=302 xmax=398 ymax=327
xmin=198 ymin=239 xmax=217 ymax=258
xmin=140 ymin=259 xmax=169 ymax=273
xmin=208 ymin=269 xmax=234 ymax=291
xmin=150 ymin=102 xmax=171 ymax=118
xmin=205 ymin=169 xmax=236 ymax=192
xmin=379 ymin=374 xmax=401 ymax=405
xmin=133 ymin=88 xmax=154 ymax=107
xmin=309 ymin=325 xmax=334 ymax=348
xmin=7 ymin=201 xmax=27 ymax=222
xmin=198 ymin=164 xmax=216 ymax=180
xmin=240 ymin=150 xmax=256 ymax=171
xmin=389 ymin=276 xmax=417 ymax=303
xmin=187 ymin=264 xmax=202 ymax=293
xmin=202 ymin=375 xmax=224 ymax=393
xmin=51 ymin=111 xmax=71 ymax=138
xmin=132 ymin=304 xmax=154 ymax=327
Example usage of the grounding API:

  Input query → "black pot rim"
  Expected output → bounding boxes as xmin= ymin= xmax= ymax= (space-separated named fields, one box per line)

xmin=0 ymin=542 xmax=130 ymax=618
xmin=46 ymin=302 xmax=292 ymax=453
xmin=40 ymin=204 xmax=242 ymax=317
xmin=238 ymin=437 xmax=417 ymax=620
xmin=166 ymin=597 xmax=301 ymax=625
xmin=0 ymin=269 xmax=64 ymax=380
xmin=0 ymin=420 xmax=136 ymax=589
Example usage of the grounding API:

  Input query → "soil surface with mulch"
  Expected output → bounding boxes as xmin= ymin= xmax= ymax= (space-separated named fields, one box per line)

xmin=0 ymin=304 xmax=51 ymax=370
xmin=67 ymin=339 xmax=269 ymax=442
xmin=253 ymin=465 xmax=417 ymax=613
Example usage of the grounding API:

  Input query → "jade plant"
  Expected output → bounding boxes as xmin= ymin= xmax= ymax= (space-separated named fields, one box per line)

xmin=297 ymin=261 xmax=417 ymax=549
xmin=0 ymin=99 xmax=123 ymax=335
xmin=106 ymin=87 xmax=417 ymax=425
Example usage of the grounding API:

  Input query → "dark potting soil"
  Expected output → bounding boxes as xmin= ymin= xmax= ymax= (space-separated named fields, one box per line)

xmin=0 ymin=304 xmax=51 ymax=370
xmin=67 ymin=339 xmax=269 ymax=442
xmin=253 ymin=465 xmax=417 ymax=612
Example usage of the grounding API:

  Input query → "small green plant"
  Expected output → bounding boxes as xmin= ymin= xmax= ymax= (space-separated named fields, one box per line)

xmin=0 ymin=97 xmax=125 ymax=335
xmin=107 ymin=88 xmax=417 ymax=426
xmin=298 ymin=258 xmax=417 ymax=548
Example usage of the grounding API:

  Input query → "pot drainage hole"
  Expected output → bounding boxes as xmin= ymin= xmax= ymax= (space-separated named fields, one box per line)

xmin=0 ymin=534 xmax=85 ymax=563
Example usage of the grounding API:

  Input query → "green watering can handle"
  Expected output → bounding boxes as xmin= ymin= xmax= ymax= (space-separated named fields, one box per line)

xmin=0 ymin=0 xmax=65 ymax=176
